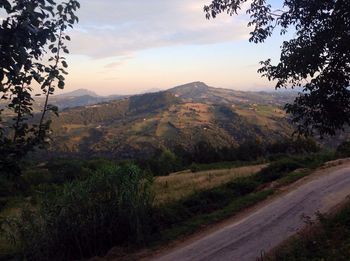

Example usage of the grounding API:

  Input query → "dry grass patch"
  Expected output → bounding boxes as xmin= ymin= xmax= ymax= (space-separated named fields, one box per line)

xmin=62 ymin=124 xmax=86 ymax=132
xmin=154 ymin=164 xmax=267 ymax=205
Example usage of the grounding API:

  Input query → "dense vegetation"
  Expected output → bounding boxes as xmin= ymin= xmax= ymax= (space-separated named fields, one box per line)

xmin=143 ymin=137 xmax=320 ymax=176
xmin=1 ymin=164 xmax=154 ymax=260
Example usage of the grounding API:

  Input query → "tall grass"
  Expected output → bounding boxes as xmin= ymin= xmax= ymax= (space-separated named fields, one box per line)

xmin=154 ymin=164 xmax=267 ymax=204
xmin=1 ymin=164 xmax=154 ymax=261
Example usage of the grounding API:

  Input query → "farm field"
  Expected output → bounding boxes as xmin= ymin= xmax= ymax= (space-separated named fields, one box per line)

xmin=154 ymin=164 xmax=267 ymax=204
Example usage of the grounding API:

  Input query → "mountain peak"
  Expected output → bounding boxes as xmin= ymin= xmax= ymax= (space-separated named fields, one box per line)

xmin=179 ymin=81 xmax=209 ymax=89
xmin=168 ymin=82 xmax=210 ymax=99
xmin=57 ymin=89 xmax=100 ymax=98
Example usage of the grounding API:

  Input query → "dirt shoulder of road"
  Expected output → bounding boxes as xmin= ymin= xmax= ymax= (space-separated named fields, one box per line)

xmin=103 ymin=158 xmax=350 ymax=261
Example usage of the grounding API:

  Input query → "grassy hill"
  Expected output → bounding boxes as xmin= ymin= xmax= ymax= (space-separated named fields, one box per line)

xmin=169 ymin=81 xmax=294 ymax=106
xmin=46 ymin=82 xmax=294 ymax=159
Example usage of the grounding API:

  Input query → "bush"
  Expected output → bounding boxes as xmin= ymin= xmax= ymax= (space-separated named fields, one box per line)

xmin=189 ymin=163 xmax=201 ymax=173
xmin=148 ymin=150 xmax=182 ymax=176
xmin=182 ymin=189 xmax=229 ymax=213
xmin=336 ymin=141 xmax=350 ymax=158
xmin=288 ymin=151 xmax=336 ymax=169
xmin=83 ymin=158 xmax=114 ymax=171
xmin=21 ymin=169 xmax=51 ymax=187
xmin=0 ymin=177 xmax=14 ymax=198
xmin=258 ymin=159 xmax=303 ymax=183
xmin=2 ymin=164 xmax=154 ymax=260
xmin=227 ymin=177 xmax=260 ymax=196
xmin=47 ymin=159 xmax=91 ymax=184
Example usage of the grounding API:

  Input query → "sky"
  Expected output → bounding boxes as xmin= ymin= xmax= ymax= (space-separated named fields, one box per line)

xmin=61 ymin=0 xmax=286 ymax=96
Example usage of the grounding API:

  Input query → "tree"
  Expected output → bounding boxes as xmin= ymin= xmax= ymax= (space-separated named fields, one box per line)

xmin=0 ymin=0 xmax=80 ymax=178
xmin=205 ymin=0 xmax=350 ymax=136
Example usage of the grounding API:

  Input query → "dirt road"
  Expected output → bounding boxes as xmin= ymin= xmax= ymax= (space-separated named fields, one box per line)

xmin=151 ymin=162 xmax=350 ymax=261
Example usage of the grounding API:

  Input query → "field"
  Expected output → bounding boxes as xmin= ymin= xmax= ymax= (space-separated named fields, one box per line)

xmin=154 ymin=164 xmax=267 ymax=204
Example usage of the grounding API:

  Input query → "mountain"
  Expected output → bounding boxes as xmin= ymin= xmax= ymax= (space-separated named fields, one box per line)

xmin=169 ymin=81 xmax=211 ymax=100
xmin=34 ymin=89 xmax=125 ymax=110
xmin=141 ymin=88 xmax=162 ymax=94
xmin=169 ymin=81 xmax=293 ymax=106
xmin=56 ymin=89 xmax=100 ymax=97
xmin=46 ymin=82 xmax=295 ymax=159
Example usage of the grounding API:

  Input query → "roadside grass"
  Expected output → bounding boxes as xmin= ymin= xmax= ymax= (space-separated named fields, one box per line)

xmin=156 ymin=189 xmax=274 ymax=244
xmin=0 ymin=197 xmax=27 ymax=218
xmin=277 ymin=171 xmax=309 ymax=186
xmin=147 ymin=153 xmax=339 ymax=248
xmin=261 ymin=200 xmax=350 ymax=261
xmin=154 ymin=164 xmax=267 ymax=204
xmin=0 ymin=240 xmax=16 ymax=261
xmin=0 ymin=198 xmax=26 ymax=260
xmin=188 ymin=160 xmax=265 ymax=172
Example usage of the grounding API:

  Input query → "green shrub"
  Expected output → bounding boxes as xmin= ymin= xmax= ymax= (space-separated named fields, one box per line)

xmin=2 ymin=164 xmax=154 ymax=260
xmin=336 ymin=141 xmax=350 ymax=158
xmin=83 ymin=158 xmax=115 ymax=171
xmin=153 ymin=176 xmax=261 ymax=231
xmin=149 ymin=150 xmax=183 ymax=176
xmin=189 ymin=163 xmax=201 ymax=172
xmin=226 ymin=177 xmax=260 ymax=196
xmin=0 ymin=197 xmax=8 ymax=210
xmin=183 ymin=189 xmax=229 ymax=213
xmin=0 ymin=177 xmax=13 ymax=198
xmin=47 ymin=159 xmax=91 ymax=184
xmin=258 ymin=159 xmax=303 ymax=183
xmin=21 ymin=169 xmax=51 ymax=188
xmin=292 ymin=151 xmax=336 ymax=169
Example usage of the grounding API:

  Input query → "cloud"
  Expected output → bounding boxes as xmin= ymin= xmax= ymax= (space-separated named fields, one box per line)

xmin=104 ymin=56 xmax=133 ymax=69
xmin=68 ymin=0 xmax=250 ymax=59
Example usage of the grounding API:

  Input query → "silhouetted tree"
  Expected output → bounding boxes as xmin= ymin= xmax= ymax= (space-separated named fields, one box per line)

xmin=0 ymin=0 xmax=80 ymax=178
xmin=205 ymin=0 xmax=350 ymax=136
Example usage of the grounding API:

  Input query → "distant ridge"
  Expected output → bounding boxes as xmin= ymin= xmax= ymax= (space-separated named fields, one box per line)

xmin=57 ymin=89 xmax=100 ymax=97
xmin=141 ymin=88 xmax=162 ymax=94
xmin=169 ymin=81 xmax=210 ymax=99
xmin=37 ymin=82 xmax=295 ymax=110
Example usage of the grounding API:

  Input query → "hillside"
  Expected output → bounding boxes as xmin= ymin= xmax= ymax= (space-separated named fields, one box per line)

xmin=169 ymin=82 xmax=293 ymax=106
xmin=47 ymin=82 xmax=294 ymax=159
xmin=34 ymin=89 xmax=126 ymax=110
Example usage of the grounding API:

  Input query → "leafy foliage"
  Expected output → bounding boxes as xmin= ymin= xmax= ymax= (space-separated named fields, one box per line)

xmin=336 ymin=140 xmax=350 ymax=157
xmin=2 ymin=164 xmax=154 ymax=260
xmin=0 ymin=0 xmax=80 ymax=178
xmin=148 ymin=149 xmax=182 ymax=176
xmin=205 ymin=0 xmax=350 ymax=136
xmin=257 ymin=158 xmax=303 ymax=183
xmin=139 ymin=137 xmax=320 ymax=176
